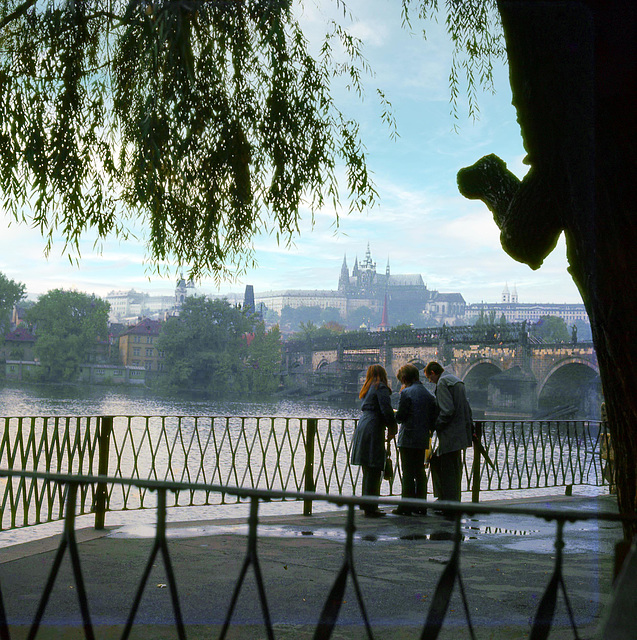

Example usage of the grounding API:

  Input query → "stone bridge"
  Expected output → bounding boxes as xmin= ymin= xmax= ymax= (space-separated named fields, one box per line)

xmin=283 ymin=324 xmax=601 ymax=419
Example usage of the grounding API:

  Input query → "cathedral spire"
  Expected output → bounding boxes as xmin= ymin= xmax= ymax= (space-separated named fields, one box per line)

xmin=338 ymin=254 xmax=350 ymax=290
xmin=379 ymin=293 xmax=389 ymax=331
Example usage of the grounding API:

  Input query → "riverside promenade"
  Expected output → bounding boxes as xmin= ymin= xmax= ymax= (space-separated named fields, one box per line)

xmin=0 ymin=493 xmax=626 ymax=639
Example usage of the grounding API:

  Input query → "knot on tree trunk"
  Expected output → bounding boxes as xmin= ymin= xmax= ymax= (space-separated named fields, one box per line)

xmin=457 ymin=154 xmax=563 ymax=270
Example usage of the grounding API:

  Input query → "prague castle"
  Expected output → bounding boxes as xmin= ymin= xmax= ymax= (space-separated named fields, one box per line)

xmin=255 ymin=244 xmax=444 ymax=327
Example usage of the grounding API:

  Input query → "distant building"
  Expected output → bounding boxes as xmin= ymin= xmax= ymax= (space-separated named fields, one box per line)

xmin=2 ymin=326 xmax=36 ymax=361
xmin=105 ymin=276 xmax=196 ymax=323
xmin=243 ymin=285 xmax=256 ymax=314
xmin=76 ymin=364 xmax=146 ymax=385
xmin=424 ymin=292 xmax=467 ymax=325
xmin=175 ymin=274 xmax=196 ymax=307
xmin=118 ymin=318 xmax=164 ymax=372
xmin=466 ymin=286 xmax=589 ymax=327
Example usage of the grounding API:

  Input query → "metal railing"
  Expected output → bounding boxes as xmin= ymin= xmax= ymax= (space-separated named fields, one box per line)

xmin=0 ymin=469 xmax=630 ymax=640
xmin=0 ymin=416 xmax=614 ymax=531
xmin=284 ymin=322 xmax=527 ymax=352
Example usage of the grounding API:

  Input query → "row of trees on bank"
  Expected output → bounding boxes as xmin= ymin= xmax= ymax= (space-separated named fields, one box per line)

xmin=1 ymin=275 xmax=282 ymax=395
xmin=157 ymin=298 xmax=282 ymax=396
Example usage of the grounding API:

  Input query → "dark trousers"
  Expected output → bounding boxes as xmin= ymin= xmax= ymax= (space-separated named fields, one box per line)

xmin=399 ymin=448 xmax=427 ymax=501
xmin=361 ymin=466 xmax=383 ymax=513
xmin=434 ymin=450 xmax=463 ymax=502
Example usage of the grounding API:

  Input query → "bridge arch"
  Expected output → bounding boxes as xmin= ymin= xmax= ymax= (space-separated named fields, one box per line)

xmin=462 ymin=359 xmax=503 ymax=415
xmin=537 ymin=358 xmax=602 ymax=418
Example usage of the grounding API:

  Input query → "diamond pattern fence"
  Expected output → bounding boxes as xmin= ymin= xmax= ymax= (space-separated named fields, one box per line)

xmin=0 ymin=416 xmax=614 ymax=531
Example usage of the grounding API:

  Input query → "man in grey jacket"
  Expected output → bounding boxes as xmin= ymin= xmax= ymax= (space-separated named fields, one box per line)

xmin=424 ymin=361 xmax=474 ymax=502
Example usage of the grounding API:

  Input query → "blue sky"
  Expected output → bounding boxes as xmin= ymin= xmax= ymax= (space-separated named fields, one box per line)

xmin=0 ymin=1 xmax=584 ymax=305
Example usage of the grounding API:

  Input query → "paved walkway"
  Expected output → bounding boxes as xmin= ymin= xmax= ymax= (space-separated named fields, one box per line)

xmin=0 ymin=495 xmax=624 ymax=639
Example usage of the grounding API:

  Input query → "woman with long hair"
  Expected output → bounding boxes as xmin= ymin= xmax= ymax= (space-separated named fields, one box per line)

xmin=350 ymin=364 xmax=398 ymax=517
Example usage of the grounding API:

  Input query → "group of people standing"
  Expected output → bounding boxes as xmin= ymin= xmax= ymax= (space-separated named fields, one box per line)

xmin=350 ymin=361 xmax=473 ymax=518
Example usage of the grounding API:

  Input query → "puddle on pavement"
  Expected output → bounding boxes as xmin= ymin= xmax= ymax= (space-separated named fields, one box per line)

xmin=109 ymin=520 xmax=539 ymax=543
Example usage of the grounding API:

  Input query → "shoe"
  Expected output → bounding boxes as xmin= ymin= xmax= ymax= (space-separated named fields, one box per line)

xmin=364 ymin=510 xmax=386 ymax=518
xmin=392 ymin=508 xmax=412 ymax=516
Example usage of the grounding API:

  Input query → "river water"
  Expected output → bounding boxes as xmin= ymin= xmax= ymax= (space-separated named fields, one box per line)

xmin=0 ymin=382 xmax=360 ymax=419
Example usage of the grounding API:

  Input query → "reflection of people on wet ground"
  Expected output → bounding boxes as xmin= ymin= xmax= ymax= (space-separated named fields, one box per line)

xmin=393 ymin=364 xmax=437 ymax=516
xmin=424 ymin=361 xmax=473 ymax=506
xmin=350 ymin=364 xmax=397 ymax=518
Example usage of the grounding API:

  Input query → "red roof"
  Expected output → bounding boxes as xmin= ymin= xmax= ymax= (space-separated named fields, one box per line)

xmin=122 ymin=318 xmax=162 ymax=336
xmin=5 ymin=326 xmax=36 ymax=342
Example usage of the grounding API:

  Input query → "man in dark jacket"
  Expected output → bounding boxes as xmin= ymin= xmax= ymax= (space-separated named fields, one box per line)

xmin=393 ymin=364 xmax=438 ymax=515
xmin=424 ymin=361 xmax=473 ymax=502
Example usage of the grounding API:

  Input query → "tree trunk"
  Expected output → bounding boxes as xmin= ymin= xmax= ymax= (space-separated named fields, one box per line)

xmin=462 ymin=0 xmax=637 ymax=538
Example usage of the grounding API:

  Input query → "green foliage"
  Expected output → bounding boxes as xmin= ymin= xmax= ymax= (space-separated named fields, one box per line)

xmin=322 ymin=320 xmax=346 ymax=334
xmin=402 ymin=1 xmax=504 ymax=122
xmin=0 ymin=0 xmax=379 ymax=281
xmin=530 ymin=315 xmax=570 ymax=343
xmin=26 ymin=289 xmax=110 ymax=380
xmin=263 ymin=307 xmax=280 ymax=327
xmin=156 ymin=296 xmax=281 ymax=396
xmin=0 ymin=2 xmax=505 ymax=280
xmin=0 ymin=271 xmax=26 ymax=334
xmin=245 ymin=323 xmax=282 ymax=394
xmin=388 ymin=306 xmax=423 ymax=327
xmin=348 ymin=305 xmax=379 ymax=329
xmin=320 ymin=307 xmax=344 ymax=325
xmin=474 ymin=309 xmax=497 ymax=326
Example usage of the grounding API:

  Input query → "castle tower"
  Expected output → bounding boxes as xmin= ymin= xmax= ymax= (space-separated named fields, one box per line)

xmin=362 ymin=242 xmax=376 ymax=272
xmin=352 ymin=256 xmax=359 ymax=277
xmin=243 ymin=285 xmax=255 ymax=314
xmin=502 ymin=283 xmax=510 ymax=304
xmin=338 ymin=254 xmax=350 ymax=291
xmin=175 ymin=273 xmax=187 ymax=306
xmin=359 ymin=243 xmax=376 ymax=291
xmin=511 ymin=284 xmax=519 ymax=303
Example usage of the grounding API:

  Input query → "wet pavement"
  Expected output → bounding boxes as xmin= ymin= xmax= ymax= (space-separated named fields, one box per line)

xmin=0 ymin=494 xmax=624 ymax=639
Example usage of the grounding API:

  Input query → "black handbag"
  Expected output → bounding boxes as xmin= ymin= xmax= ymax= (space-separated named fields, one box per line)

xmin=384 ymin=450 xmax=394 ymax=481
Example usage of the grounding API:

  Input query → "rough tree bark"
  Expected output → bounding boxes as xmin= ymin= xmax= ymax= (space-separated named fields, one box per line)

xmin=457 ymin=0 xmax=637 ymax=539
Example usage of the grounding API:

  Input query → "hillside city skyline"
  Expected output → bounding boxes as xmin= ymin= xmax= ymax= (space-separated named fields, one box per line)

xmin=96 ymin=244 xmax=590 ymax=335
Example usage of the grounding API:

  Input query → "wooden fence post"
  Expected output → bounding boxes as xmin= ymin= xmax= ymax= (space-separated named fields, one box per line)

xmin=304 ymin=418 xmax=317 ymax=516
xmin=94 ymin=416 xmax=113 ymax=530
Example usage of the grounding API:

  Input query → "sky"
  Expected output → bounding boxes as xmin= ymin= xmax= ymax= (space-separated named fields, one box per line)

xmin=0 ymin=0 xmax=584 ymax=306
